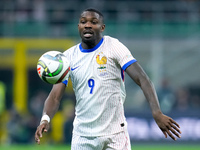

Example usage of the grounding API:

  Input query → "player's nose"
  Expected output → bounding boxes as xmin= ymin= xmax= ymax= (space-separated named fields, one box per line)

xmin=85 ymin=21 xmax=92 ymax=28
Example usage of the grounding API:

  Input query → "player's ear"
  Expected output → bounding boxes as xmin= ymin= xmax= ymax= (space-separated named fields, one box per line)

xmin=101 ymin=24 xmax=105 ymax=32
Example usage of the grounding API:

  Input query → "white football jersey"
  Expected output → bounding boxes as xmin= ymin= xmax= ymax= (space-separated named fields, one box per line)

xmin=63 ymin=36 xmax=137 ymax=136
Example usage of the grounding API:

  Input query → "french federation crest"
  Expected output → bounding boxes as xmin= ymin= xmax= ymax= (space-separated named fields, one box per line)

xmin=96 ymin=52 xmax=108 ymax=76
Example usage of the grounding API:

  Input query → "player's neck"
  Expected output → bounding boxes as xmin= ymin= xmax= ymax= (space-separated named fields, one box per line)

xmin=81 ymin=37 xmax=103 ymax=49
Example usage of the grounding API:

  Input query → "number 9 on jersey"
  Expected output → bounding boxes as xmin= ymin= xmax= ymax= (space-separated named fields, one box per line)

xmin=88 ymin=79 xmax=95 ymax=94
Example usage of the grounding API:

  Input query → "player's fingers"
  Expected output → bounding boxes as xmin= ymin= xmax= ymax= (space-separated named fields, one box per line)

xmin=169 ymin=123 xmax=182 ymax=136
xmin=166 ymin=124 xmax=180 ymax=140
xmin=162 ymin=131 xmax=168 ymax=138
xmin=39 ymin=129 xmax=43 ymax=138
xmin=170 ymin=119 xmax=180 ymax=128
xmin=166 ymin=129 xmax=177 ymax=141
xmin=169 ymin=127 xmax=181 ymax=139
xmin=170 ymin=120 xmax=181 ymax=134
xmin=167 ymin=124 xmax=179 ymax=137
xmin=160 ymin=124 xmax=176 ymax=140
xmin=37 ymin=126 xmax=45 ymax=138
xmin=35 ymin=131 xmax=41 ymax=144
xmin=35 ymin=129 xmax=40 ymax=139
xmin=36 ymin=138 xmax=40 ymax=145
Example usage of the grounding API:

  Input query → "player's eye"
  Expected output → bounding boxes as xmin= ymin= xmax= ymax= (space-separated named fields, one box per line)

xmin=80 ymin=20 xmax=86 ymax=24
xmin=92 ymin=20 xmax=98 ymax=24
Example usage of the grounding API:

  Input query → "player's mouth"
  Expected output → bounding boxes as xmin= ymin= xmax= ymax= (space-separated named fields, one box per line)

xmin=83 ymin=30 xmax=93 ymax=38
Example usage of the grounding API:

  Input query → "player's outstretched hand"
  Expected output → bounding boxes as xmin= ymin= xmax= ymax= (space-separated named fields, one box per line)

xmin=35 ymin=120 xmax=49 ymax=144
xmin=153 ymin=112 xmax=181 ymax=140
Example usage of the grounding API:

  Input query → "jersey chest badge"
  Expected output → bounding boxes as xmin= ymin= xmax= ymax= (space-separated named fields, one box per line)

xmin=96 ymin=52 xmax=108 ymax=76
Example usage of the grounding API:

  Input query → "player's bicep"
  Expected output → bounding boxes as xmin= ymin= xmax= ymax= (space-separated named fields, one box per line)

xmin=125 ymin=62 xmax=148 ymax=86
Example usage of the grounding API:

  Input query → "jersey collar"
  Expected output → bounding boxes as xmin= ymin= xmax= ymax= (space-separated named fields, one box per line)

xmin=79 ymin=38 xmax=104 ymax=53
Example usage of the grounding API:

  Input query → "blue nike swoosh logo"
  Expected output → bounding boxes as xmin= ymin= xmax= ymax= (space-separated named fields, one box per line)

xmin=71 ymin=66 xmax=79 ymax=71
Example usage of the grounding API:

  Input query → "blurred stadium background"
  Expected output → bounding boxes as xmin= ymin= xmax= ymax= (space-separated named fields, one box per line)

xmin=0 ymin=0 xmax=200 ymax=149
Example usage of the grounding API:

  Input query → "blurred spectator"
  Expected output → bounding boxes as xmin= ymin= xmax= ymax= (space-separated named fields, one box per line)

xmin=7 ymin=108 xmax=30 ymax=143
xmin=189 ymin=86 xmax=200 ymax=110
xmin=190 ymin=94 xmax=200 ymax=110
xmin=49 ymin=7 xmax=67 ymax=37
xmin=27 ymin=90 xmax=49 ymax=142
xmin=157 ymin=78 xmax=175 ymax=113
xmin=175 ymin=87 xmax=190 ymax=112
xmin=29 ymin=90 xmax=47 ymax=118
xmin=15 ymin=0 xmax=30 ymax=23
xmin=32 ymin=0 xmax=46 ymax=22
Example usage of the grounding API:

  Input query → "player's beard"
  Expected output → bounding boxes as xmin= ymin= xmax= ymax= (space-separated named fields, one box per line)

xmin=79 ymin=31 xmax=102 ymax=48
xmin=82 ymin=37 xmax=95 ymax=46
xmin=80 ymin=35 xmax=97 ymax=48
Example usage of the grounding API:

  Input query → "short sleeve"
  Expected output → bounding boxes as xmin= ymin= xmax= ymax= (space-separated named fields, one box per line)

xmin=111 ymin=39 xmax=137 ymax=70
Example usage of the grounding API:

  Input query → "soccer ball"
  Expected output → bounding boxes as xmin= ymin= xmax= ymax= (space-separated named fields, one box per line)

xmin=37 ymin=51 xmax=70 ymax=84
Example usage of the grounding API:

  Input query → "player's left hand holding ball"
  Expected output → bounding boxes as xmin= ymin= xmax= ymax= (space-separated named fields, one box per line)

xmin=35 ymin=120 xmax=49 ymax=144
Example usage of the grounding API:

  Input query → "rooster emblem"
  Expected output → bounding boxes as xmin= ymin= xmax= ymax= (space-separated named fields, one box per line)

xmin=96 ymin=52 xmax=107 ymax=69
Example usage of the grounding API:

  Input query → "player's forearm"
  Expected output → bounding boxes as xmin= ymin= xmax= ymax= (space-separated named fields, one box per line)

xmin=42 ymin=83 xmax=66 ymax=119
xmin=42 ymin=96 xmax=61 ymax=119
xmin=140 ymin=78 xmax=162 ymax=116
xmin=125 ymin=62 xmax=162 ymax=116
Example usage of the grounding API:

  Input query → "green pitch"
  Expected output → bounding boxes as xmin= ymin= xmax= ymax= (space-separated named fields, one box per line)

xmin=0 ymin=144 xmax=199 ymax=150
